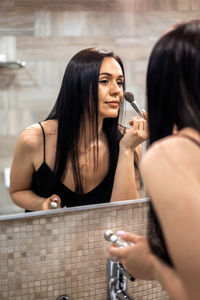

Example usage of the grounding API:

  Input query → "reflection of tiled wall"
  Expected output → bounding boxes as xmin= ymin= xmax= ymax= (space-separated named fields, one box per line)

xmin=1 ymin=0 xmax=200 ymax=213
xmin=0 ymin=200 xmax=169 ymax=300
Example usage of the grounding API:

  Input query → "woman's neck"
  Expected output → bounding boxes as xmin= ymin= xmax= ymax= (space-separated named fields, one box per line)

xmin=78 ymin=118 xmax=104 ymax=153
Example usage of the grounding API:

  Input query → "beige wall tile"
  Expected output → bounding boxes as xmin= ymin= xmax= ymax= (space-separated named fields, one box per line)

xmin=0 ymin=201 xmax=169 ymax=299
xmin=192 ymin=0 xmax=200 ymax=10
xmin=0 ymin=12 xmax=34 ymax=35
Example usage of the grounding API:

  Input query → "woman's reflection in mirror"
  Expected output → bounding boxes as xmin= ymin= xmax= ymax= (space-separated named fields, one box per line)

xmin=9 ymin=48 xmax=148 ymax=211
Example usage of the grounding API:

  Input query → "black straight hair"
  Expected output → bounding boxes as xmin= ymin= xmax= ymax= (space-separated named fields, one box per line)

xmin=46 ymin=47 xmax=125 ymax=193
xmin=147 ymin=19 xmax=200 ymax=145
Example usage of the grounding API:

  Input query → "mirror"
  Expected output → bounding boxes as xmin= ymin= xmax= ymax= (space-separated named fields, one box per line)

xmin=1 ymin=0 xmax=196 ymax=216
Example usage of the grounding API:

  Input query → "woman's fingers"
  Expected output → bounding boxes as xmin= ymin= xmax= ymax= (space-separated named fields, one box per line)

xmin=134 ymin=118 xmax=146 ymax=135
xmin=129 ymin=117 xmax=145 ymax=129
xmin=117 ymin=231 xmax=141 ymax=243
xmin=48 ymin=194 xmax=62 ymax=209
xmin=119 ymin=115 xmax=148 ymax=150
xmin=50 ymin=194 xmax=61 ymax=205
xmin=139 ymin=119 xmax=145 ymax=131
xmin=109 ymin=244 xmax=124 ymax=259
xmin=42 ymin=194 xmax=62 ymax=210
xmin=129 ymin=116 xmax=149 ymax=140
xmin=109 ymin=231 xmax=141 ymax=258
xmin=142 ymin=109 xmax=148 ymax=120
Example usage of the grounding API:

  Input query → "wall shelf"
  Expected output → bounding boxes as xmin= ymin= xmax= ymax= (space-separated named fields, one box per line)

xmin=0 ymin=59 xmax=26 ymax=69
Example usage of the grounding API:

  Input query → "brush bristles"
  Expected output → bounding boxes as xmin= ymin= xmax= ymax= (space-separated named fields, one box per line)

xmin=124 ymin=91 xmax=134 ymax=103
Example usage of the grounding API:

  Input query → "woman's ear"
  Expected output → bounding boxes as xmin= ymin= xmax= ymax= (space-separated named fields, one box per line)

xmin=173 ymin=125 xmax=179 ymax=134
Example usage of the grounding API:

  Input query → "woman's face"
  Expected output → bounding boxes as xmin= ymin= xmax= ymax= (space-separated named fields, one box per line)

xmin=98 ymin=57 xmax=124 ymax=119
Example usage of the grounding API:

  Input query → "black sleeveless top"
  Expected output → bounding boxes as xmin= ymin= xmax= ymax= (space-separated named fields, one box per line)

xmin=31 ymin=123 xmax=120 ymax=208
xmin=147 ymin=134 xmax=200 ymax=267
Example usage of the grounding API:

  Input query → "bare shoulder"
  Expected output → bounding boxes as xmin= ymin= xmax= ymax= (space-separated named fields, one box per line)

xmin=17 ymin=120 xmax=57 ymax=153
xmin=140 ymin=130 xmax=200 ymax=187
xmin=17 ymin=123 xmax=43 ymax=153
xmin=140 ymin=137 xmax=175 ymax=173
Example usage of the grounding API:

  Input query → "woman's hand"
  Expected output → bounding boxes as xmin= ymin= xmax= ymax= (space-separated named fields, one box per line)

xmin=109 ymin=231 xmax=156 ymax=280
xmin=42 ymin=194 xmax=62 ymax=210
xmin=120 ymin=111 xmax=149 ymax=152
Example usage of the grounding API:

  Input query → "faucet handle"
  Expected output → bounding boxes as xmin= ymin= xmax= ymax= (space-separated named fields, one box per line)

xmin=119 ymin=263 xmax=135 ymax=282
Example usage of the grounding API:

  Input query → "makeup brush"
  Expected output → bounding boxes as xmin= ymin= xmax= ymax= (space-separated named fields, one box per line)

xmin=124 ymin=91 xmax=144 ymax=118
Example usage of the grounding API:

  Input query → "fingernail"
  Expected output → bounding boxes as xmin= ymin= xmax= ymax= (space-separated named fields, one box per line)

xmin=52 ymin=197 xmax=58 ymax=201
xmin=117 ymin=230 xmax=125 ymax=236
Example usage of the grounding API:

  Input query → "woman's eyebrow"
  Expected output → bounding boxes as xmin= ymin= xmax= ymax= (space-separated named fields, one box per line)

xmin=99 ymin=72 xmax=124 ymax=78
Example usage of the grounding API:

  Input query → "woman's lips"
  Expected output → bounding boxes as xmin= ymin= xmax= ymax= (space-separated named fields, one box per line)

xmin=106 ymin=101 xmax=120 ymax=108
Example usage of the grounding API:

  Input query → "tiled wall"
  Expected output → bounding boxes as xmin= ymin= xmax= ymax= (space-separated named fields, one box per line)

xmin=0 ymin=200 xmax=169 ymax=300
xmin=1 ymin=0 xmax=200 ymax=213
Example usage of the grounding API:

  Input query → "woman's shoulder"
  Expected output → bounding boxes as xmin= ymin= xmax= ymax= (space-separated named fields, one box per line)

xmin=17 ymin=120 xmax=57 ymax=152
xmin=17 ymin=123 xmax=43 ymax=153
xmin=140 ymin=128 xmax=200 ymax=177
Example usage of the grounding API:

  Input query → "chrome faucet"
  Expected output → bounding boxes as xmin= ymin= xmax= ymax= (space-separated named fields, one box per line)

xmin=107 ymin=257 xmax=135 ymax=300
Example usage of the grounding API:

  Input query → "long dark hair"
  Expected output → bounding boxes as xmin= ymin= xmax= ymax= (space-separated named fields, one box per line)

xmin=46 ymin=48 xmax=125 ymax=193
xmin=147 ymin=19 xmax=200 ymax=145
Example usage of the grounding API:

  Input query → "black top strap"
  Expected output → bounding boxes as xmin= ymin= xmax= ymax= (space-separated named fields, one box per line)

xmin=38 ymin=122 xmax=46 ymax=162
xmin=180 ymin=134 xmax=200 ymax=148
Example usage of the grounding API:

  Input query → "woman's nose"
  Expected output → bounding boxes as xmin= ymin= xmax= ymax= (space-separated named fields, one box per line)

xmin=110 ymin=81 xmax=121 ymax=94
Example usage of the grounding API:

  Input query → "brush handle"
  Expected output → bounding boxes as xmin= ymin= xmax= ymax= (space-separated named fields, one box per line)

xmin=130 ymin=101 xmax=144 ymax=118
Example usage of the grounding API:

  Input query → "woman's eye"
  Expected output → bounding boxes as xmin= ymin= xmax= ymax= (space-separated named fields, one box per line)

xmin=99 ymin=79 xmax=108 ymax=85
xmin=117 ymin=81 xmax=123 ymax=86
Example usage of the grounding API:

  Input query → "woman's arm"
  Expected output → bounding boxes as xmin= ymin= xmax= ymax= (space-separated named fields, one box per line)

xmin=9 ymin=126 xmax=61 ymax=211
xmin=153 ymin=252 xmax=189 ymax=300
xmin=109 ymin=231 xmax=189 ymax=300
xmin=111 ymin=114 xmax=148 ymax=201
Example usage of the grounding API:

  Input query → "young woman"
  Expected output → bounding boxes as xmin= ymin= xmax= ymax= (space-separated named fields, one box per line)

xmin=9 ymin=48 xmax=148 ymax=211
xmin=110 ymin=20 xmax=200 ymax=300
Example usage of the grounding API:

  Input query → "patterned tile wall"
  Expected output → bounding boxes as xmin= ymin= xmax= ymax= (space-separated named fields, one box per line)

xmin=0 ymin=200 xmax=169 ymax=300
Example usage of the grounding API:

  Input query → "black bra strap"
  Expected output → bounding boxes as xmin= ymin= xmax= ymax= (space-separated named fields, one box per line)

xmin=38 ymin=122 xmax=46 ymax=162
xmin=179 ymin=134 xmax=200 ymax=148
